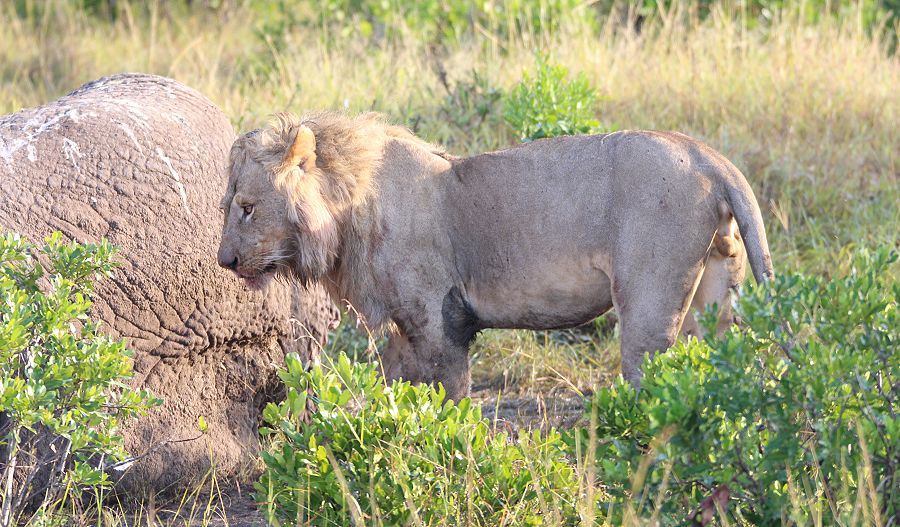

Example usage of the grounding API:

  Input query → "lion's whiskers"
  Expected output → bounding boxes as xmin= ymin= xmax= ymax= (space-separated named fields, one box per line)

xmin=241 ymin=246 xmax=291 ymax=272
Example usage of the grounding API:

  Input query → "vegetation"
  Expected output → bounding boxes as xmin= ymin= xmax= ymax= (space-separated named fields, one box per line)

xmin=257 ymin=353 xmax=576 ymax=526
xmin=504 ymin=53 xmax=602 ymax=141
xmin=576 ymin=247 xmax=899 ymax=525
xmin=0 ymin=233 xmax=158 ymax=526
xmin=259 ymin=249 xmax=898 ymax=525
xmin=1 ymin=0 xmax=898 ymax=524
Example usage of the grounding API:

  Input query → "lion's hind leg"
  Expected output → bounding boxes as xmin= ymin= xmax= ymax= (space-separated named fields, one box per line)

xmin=612 ymin=233 xmax=711 ymax=387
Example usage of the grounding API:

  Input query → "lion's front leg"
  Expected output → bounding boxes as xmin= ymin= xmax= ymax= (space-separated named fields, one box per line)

xmin=384 ymin=298 xmax=473 ymax=402
xmin=420 ymin=331 xmax=471 ymax=402
xmin=380 ymin=331 xmax=418 ymax=382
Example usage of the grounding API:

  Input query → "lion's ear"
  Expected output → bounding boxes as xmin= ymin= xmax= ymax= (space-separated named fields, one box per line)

xmin=284 ymin=125 xmax=317 ymax=172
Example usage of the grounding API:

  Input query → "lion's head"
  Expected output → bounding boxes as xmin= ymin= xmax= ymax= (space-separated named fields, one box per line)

xmin=216 ymin=112 xmax=390 ymax=289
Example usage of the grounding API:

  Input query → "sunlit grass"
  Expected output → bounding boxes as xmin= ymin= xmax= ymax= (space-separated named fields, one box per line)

xmin=471 ymin=327 xmax=619 ymax=396
xmin=23 ymin=462 xmax=238 ymax=527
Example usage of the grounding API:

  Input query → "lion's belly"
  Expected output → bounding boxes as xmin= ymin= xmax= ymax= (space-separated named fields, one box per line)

xmin=466 ymin=256 xmax=614 ymax=330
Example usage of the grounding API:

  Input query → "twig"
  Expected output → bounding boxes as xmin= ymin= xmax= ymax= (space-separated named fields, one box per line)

xmin=0 ymin=434 xmax=18 ymax=527
xmin=103 ymin=433 xmax=204 ymax=473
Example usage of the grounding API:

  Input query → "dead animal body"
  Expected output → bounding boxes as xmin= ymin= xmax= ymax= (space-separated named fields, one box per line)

xmin=0 ymin=74 xmax=334 ymax=495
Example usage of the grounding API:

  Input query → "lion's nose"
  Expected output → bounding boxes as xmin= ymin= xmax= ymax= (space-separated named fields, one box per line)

xmin=217 ymin=250 xmax=239 ymax=271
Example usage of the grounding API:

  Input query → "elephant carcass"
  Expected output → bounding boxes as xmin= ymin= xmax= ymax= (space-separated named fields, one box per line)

xmin=0 ymin=73 xmax=334 ymax=494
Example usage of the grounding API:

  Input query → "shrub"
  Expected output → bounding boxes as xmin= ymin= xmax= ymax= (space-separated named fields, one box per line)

xmin=259 ymin=247 xmax=898 ymax=525
xmin=0 ymin=233 xmax=159 ymax=526
xmin=438 ymin=69 xmax=503 ymax=136
xmin=503 ymin=53 xmax=602 ymax=142
xmin=255 ymin=353 xmax=577 ymax=526
xmin=570 ymin=246 xmax=899 ymax=525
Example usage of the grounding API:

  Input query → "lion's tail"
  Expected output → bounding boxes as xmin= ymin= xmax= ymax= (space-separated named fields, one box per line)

xmin=722 ymin=167 xmax=774 ymax=283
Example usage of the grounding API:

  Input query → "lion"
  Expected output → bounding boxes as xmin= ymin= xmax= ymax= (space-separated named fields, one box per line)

xmin=217 ymin=112 xmax=773 ymax=400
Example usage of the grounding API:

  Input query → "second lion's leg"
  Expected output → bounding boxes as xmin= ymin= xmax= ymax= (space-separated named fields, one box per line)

xmin=681 ymin=255 xmax=740 ymax=339
xmin=682 ymin=221 xmax=748 ymax=338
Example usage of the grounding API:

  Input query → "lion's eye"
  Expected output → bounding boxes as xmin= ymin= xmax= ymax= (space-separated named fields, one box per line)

xmin=242 ymin=204 xmax=254 ymax=216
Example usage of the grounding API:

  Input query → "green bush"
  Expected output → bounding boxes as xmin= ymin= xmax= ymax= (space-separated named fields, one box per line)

xmin=571 ymin=247 xmax=899 ymax=525
xmin=255 ymin=353 xmax=578 ymax=526
xmin=434 ymin=68 xmax=504 ymax=147
xmin=0 ymin=233 xmax=159 ymax=526
xmin=503 ymin=53 xmax=603 ymax=142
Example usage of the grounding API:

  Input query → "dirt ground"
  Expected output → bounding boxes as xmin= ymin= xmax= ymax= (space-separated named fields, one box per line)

xmin=473 ymin=389 xmax=587 ymax=431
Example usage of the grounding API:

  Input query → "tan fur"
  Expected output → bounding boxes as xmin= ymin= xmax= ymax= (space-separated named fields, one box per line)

xmin=218 ymin=112 xmax=774 ymax=399
xmin=282 ymin=125 xmax=317 ymax=173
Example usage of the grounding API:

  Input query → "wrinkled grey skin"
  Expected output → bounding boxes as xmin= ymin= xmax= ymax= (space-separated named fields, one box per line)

xmin=0 ymin=73 xmax=334 ymax=495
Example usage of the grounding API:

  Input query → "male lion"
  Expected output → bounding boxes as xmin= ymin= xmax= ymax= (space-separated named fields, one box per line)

xmin=217 ymin=112 xmax=773 ymax=400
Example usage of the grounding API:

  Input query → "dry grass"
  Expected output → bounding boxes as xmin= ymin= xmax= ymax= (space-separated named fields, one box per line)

xmin=471 ymin=326 xmax=620 ymax=395
xmin=2 ymin=3 xmax=895 ymax=234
